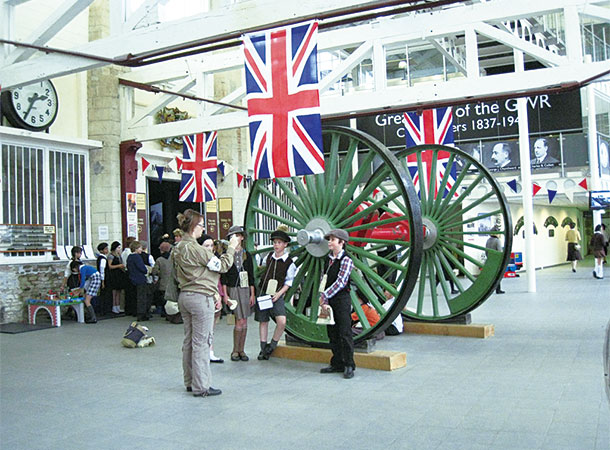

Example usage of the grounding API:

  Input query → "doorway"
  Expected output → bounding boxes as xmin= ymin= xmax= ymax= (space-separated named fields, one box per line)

xmin=147 ymin=179 xmax=201 ymax=258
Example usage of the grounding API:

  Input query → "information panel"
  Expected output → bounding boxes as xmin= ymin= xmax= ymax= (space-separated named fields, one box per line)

xmin=0 ymin=224 xmax=56 ymax=252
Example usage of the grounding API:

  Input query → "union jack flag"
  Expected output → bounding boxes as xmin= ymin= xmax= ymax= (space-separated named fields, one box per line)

xmin=403 ymin=107 xmax=456 ymax=199
xmin=179 ymin=132 xmax=218 ymax=202
xmin=243 ymin=22 xmax=324 ymax=180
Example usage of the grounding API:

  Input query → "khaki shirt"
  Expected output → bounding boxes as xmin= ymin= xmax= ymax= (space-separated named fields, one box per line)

xmin=565 ymin=229 xmax=580 ymax=243
xmin=172 ymin=234 xmax=235 ymax=296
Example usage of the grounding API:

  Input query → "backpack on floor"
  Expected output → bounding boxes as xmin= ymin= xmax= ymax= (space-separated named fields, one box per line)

xmin=121 ymin=321 xmax=156 ymax=348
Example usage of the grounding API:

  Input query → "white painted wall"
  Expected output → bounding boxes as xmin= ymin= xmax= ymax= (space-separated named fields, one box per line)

xmin=509 ymin=203 xmax=583 ymax=269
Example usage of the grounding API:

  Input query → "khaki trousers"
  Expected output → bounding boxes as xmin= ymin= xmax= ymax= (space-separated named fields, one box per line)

xmin=178 ymin=291 xmax=215 ymax=394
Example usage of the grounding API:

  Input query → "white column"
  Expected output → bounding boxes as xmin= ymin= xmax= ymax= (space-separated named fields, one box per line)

xmin=465 ymin=26 xmax=479 ymax=79
xmin=515 ymin=50 xmax=536 ymax=292
xmin=586 ymin=66 xmax=603 ymax=228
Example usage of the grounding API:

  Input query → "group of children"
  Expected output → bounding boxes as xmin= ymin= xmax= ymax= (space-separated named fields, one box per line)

xmin=63 ymin=225 xmax=403 ymax=380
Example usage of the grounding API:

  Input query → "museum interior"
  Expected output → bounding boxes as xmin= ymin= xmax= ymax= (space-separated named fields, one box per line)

xmin=1 ymin=1 xmax=609 ymax=449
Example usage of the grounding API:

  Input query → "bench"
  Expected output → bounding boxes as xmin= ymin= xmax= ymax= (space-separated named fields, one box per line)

xmin=27 ymin=298 xmax=85 ymax=327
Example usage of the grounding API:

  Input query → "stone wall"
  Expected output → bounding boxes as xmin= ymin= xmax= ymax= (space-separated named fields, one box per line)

xmin=0 ymin=262 xmax=67 ymax=324
xmin=87 ymin=0 xmax=127 ymax=247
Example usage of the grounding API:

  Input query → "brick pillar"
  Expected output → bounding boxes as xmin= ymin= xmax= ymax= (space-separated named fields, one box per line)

xmin=87 ymin=0 xmax=127 ymax=246
xmin=215 ymin=70 xmax=248 ymax=225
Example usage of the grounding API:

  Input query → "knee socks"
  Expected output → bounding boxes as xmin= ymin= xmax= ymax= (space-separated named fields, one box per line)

xmin=238 ymin=327 xmax=247 ymax=354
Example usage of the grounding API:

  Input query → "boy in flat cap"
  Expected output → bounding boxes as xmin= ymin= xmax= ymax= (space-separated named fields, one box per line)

xmin=319 ymin=229 xmax=355 ymax=379
xmin=255 ymin=229 xmax=296 ymax=360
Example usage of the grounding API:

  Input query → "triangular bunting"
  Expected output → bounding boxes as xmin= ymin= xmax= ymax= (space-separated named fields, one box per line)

xmin=532 ymin=183 xmax=542 ymax=197
xmin=167 ymin=158 xmax=177 ymax=173
xmin=565 ymin=190 xmax=574 ymax=203
xmin=218 ymin=161 xmax=225 ymax=176
xmin=373 ymin=188 xmax=381 ymax=197
xmin=237 ymin=173 xmax=243 ymax=187
xmin=141 ymin=157 xmax=150 ymax=172
xmin=548 ymin=189 xmax=557 ymax=204
xmin=578 ymin=178 xmax=588 ymax=190
xmin=176 ymin=157 xmax=183 ymax=172
xmin=507 ymin=179 xmax=518 ymax=193
xmin=156 ymin=165 xmax=164 ymax=183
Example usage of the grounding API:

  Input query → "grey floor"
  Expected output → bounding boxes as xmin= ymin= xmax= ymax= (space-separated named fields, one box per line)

xmin=1 ymin=260 xmax=609 ymax=450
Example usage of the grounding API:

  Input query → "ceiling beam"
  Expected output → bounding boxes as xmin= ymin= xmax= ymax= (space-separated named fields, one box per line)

xmin=3 ymin=0 xmax=607 ymax=89
xmin=4 ymin=0 xmax=95 ymax=64
xmin=123 ymin=60 xmax=610 ymax=142
xmin=474 ymin=22 xmax=566 ymax=67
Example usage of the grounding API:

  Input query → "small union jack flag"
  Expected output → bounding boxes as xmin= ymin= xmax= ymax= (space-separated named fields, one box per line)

xmin=403 ymin=107 xmax=456 ymax=198
xmin=179 ymin=132 xmax=218 ymax=202
xmin=243 ymin=22 xmax=324 ymax=180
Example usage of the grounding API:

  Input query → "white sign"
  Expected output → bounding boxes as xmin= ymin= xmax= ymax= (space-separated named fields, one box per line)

xmin=98 ymin=225 xmax=109 ymax=240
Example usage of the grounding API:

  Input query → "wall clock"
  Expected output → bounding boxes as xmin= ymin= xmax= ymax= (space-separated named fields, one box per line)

xmin=1 ymin=80 xmax=59 ymax=132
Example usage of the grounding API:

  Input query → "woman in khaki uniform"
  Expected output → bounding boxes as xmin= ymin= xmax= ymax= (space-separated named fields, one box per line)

xmin=172 ymin=209 xmax=239 ymax=398
xmin=565 ymin=222 xmax=582 ymax=273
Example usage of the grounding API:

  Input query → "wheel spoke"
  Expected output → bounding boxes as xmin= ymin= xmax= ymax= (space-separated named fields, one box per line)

xmin=345 ymin=215 xmax=408 ymax=233
xmin=443 ymin=230 xmax=505 ymax=236
xmin=436 ymin=249 xmax=465 ymax=296
xmin=349 ymin=236 xmax=410 ymax=247
xmin=415 ymin=253 xmax=428 ymax=315
xmin=425 ymin=149 xmax=439 ymax=215
xmin=416 ymin=151 xmax=428 ymax=211
xmin=430 ymin=249 xmax=453 ymax=303
xmin=291 ymin=175 xmax=317 ymax=216
xmin=437 ymin=173 xmax=485 ymax=224
xmin=251 ymin=206 xmax=302 ymax=230
xmin=350 ymin=253 xmax=398 ymax=296
xmin=276 ymin=178 xmax=309 ymax=219
xmin=329 ymin=150 xmax=377 ymax=222
xmin=437 ymin=241 xmax=481 ymax=277
xmin=328 ymin=136 xmax=359 ymax=215
xmin=427 ymin=256 xmax=439 ymax=318
xmin=440 ymin=191 xmax=495 ymax=227
xmin=257 ymin=184 xmax=307 ymax=224
xmin=378 ymin=184 xmax=409 ymax=216
xmin=336 ymin=190 xmax=403 ymax=228
xmin=429 ymin=153 xmax=457 ymax=217
xmin=289 ymin=255 xmax=313 ymax=314
xmin=322 ymin=135 xmax=341 ymax=214
xmin=346 ymin=244 xmax=408 ymax=272
xmin=442 ymin=209 xmax=502 ymax=229
xmin=431 ymin=161 xmax=473 ymax=220
xmin=337 ymin=167 xmax=392 ymax=221
xmin=351 ymin=269 xmax=394 ymax=303
xmin=442 ymin=235 xmax=503 ymax=257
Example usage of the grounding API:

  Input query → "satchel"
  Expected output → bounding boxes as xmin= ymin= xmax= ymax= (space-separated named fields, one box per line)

xmin=164 ymin=254 xmax=181 ymax=303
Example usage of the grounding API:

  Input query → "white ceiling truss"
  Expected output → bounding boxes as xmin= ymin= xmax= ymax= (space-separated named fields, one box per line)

xmin=1 ymin=0 xmax=610 ymax=143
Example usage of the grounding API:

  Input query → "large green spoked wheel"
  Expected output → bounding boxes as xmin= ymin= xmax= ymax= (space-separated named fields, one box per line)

xmin=245 ymin=126 xmax=423 ymax=344
xmin=394 ymin=144 xmax=513 ymax=321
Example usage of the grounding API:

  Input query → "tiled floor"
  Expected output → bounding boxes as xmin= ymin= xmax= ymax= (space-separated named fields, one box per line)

xmin=1 ymin=260 xmax=608 ymax=450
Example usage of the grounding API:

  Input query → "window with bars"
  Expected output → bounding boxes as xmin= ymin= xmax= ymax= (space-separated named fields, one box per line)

xmin=0 ymin=141 xmax=89 ymax=261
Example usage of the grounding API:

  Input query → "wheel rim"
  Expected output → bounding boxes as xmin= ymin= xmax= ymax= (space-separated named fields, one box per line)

xmin=396 ymin=144 xmax=513 ymax=321
xmin=245 ymin=126 xmax=423 ymax=344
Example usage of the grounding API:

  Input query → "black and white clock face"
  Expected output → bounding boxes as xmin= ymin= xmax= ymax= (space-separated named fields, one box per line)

xmin=2 ymin=80 xmax=59 ymax=132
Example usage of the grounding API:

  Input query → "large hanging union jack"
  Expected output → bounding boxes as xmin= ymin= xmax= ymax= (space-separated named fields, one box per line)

xmin=403 ymin=107 xmax=456 ymax=198
xmin=179 ymin=132 xmax=218 ymax=202
xmin=243 ymin=21 xmax=324 ymax=180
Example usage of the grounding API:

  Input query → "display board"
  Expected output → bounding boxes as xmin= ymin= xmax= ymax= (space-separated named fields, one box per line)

xmin=0 ymin=224 xmax=56 ymax=252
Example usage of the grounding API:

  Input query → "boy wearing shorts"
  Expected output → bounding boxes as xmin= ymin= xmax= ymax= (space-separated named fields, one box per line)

xmin=255 ymin=229 xmax=296 ymax=360
xmin=77 ymin=264 xmax=102 ymax=324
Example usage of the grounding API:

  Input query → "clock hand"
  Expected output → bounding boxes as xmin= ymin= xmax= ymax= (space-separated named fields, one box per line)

xmin=22 ymin=93 xmax=48 ymax=120
xmin=22 ymin=94 xmax=40 ymax=121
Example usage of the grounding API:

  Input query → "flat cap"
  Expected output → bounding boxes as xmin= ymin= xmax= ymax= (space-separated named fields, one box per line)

xmin=226 ymin=225 xmax=246 ymax=238
xmin=270 ymin=230 xmax=291 ymax=243
xmin=324 ymin=229 xmax=349 ymax=242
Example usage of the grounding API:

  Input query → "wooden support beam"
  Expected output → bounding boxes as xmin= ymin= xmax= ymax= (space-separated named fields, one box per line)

xmin=272 ymin=344 xmax=406 ymax=371
xmin=403 ymin=321 xmax=495 ymax=338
